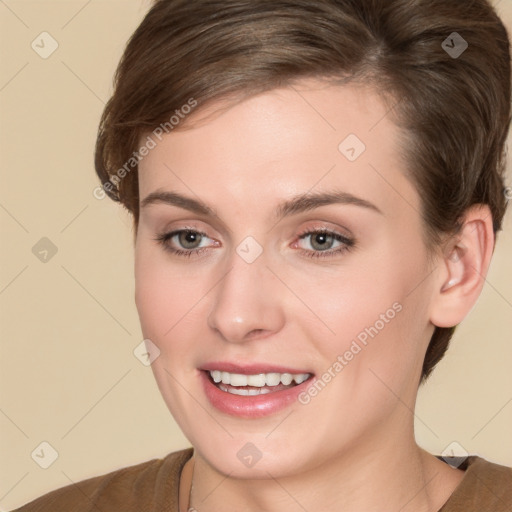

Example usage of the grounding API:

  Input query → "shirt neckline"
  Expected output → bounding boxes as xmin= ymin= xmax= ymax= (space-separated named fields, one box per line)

xmin=173 ymin=450 xmax=482 ymax=512
xmin=435 ymin=455 xmax=481 ymax=511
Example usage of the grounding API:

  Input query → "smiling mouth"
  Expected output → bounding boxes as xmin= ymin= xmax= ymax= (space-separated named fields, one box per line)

xmin=206 ymin=370 xmax=313 ymax=396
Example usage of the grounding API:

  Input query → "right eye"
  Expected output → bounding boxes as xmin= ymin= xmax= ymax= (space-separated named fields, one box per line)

xmin=154 ymin=229 xmax=217 ymax=258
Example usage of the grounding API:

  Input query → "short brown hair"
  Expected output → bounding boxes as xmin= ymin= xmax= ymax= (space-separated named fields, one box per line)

xmin=95 ymin=0 xmax=511 ymax=382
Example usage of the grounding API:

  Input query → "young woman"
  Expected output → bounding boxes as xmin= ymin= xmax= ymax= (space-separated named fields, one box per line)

xmin=13 ymin=0 xmax=512 ymax=511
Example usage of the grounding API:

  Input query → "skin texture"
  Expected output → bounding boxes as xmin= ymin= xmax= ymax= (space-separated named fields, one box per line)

xmin=134 ymin=80 xmax=493 ymax=512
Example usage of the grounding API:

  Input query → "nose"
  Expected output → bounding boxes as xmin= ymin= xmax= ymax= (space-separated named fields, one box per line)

xmin=207 ymin=248 xmax=285 ymax=344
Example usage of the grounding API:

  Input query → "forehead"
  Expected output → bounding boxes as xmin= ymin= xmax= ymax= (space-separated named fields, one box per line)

xmin=137 ymin=80 xmax=418 ymax=219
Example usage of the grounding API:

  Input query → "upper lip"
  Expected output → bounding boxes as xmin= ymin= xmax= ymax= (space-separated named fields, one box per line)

xmin=201 ymin=362 xmax=313 ymax=375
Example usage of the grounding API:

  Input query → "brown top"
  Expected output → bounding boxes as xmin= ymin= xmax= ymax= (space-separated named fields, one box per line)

xmin=11 ymin=449 xmax=512 ymax=512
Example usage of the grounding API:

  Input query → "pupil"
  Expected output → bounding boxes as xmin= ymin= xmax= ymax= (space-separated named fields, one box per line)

xmin=312 ymin=233 xmax=332 ymax=251
xmin=181 ymin=231 xmax=200 ymax=248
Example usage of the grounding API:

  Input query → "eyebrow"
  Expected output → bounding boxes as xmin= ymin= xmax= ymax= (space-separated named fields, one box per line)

xmin=140 ymin=188 xmax=383 ymax=220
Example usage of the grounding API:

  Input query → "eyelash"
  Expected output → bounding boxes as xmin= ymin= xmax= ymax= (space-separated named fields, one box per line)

xmin=154 ymin=227 xmax=211 ymax=259
xmin=296 ymin=228 xmax=354 ymax=259
xmin=153 ymin=227 xmax=355 ymax=260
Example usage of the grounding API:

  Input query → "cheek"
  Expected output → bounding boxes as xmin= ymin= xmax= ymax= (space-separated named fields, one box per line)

xmin=292 ymin=259 xmax=402 ymax=342
xmin=134 ymin=242 xmax=197 ymax=346
xmin=303 ymin=239 xmax=429 ymax=382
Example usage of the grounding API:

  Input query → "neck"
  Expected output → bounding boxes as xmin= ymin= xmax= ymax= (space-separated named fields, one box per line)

xmin=186 ymin=421 xmax=464 ymax=512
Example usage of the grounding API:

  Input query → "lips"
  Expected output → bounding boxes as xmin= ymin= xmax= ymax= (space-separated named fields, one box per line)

xmin=199 ymin=362 xmax=315 ymax=418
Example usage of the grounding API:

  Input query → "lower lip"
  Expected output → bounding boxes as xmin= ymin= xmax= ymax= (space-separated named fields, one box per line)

xmin=200 ymin=371 xmax=313 ymax=418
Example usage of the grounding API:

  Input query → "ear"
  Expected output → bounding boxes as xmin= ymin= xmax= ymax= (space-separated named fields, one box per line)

xmin=429 ymin=204 xmax=495 ymax=328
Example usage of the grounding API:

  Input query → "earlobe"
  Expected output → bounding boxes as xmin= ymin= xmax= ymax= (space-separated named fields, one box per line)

xmin=429 ymin=205 xmax=495 ymax=328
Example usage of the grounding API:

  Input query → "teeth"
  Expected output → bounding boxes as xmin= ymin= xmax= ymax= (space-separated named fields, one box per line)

xmin=293 ymin=373 xmax=308 ymax=384
xmin=247 ymin=374 xmax=266 ymax=387
xmin=265 ymin=373 xmax=281 ymax=386
xmin=280 ymin=373 xmax=293 ymax=385
xmin=230 ymin=374 xmax=247 ymax=386
xmin=209 ymin=370 xmax=311 ymax=388
xmin=218 ymin=384 xmax=273 ymax=396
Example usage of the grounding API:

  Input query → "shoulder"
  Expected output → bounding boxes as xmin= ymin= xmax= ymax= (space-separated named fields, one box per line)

xmin=441 ymin=456 xmax=512 ymax=511
xmin=10 ymin=447 xmax=193 ymax=512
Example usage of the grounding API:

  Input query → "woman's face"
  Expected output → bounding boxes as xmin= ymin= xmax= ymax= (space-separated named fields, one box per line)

xmin=134 ymin=80 xmax=438 ymax=478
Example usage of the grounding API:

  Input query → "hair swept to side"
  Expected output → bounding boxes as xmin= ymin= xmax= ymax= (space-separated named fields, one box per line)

xmin=95 ymin=0 xmax=511 ymax=382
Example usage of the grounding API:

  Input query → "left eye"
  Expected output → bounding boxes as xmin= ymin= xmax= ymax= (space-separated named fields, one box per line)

xmin=297 ymin=231 xmax=345 ymax=251
xmin=294 ymin=229 xmax=354 ymax=259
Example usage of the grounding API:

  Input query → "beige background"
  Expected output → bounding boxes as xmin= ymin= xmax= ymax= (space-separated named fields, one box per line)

xmin=1 ymin=1 xmax=511 ymax=509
